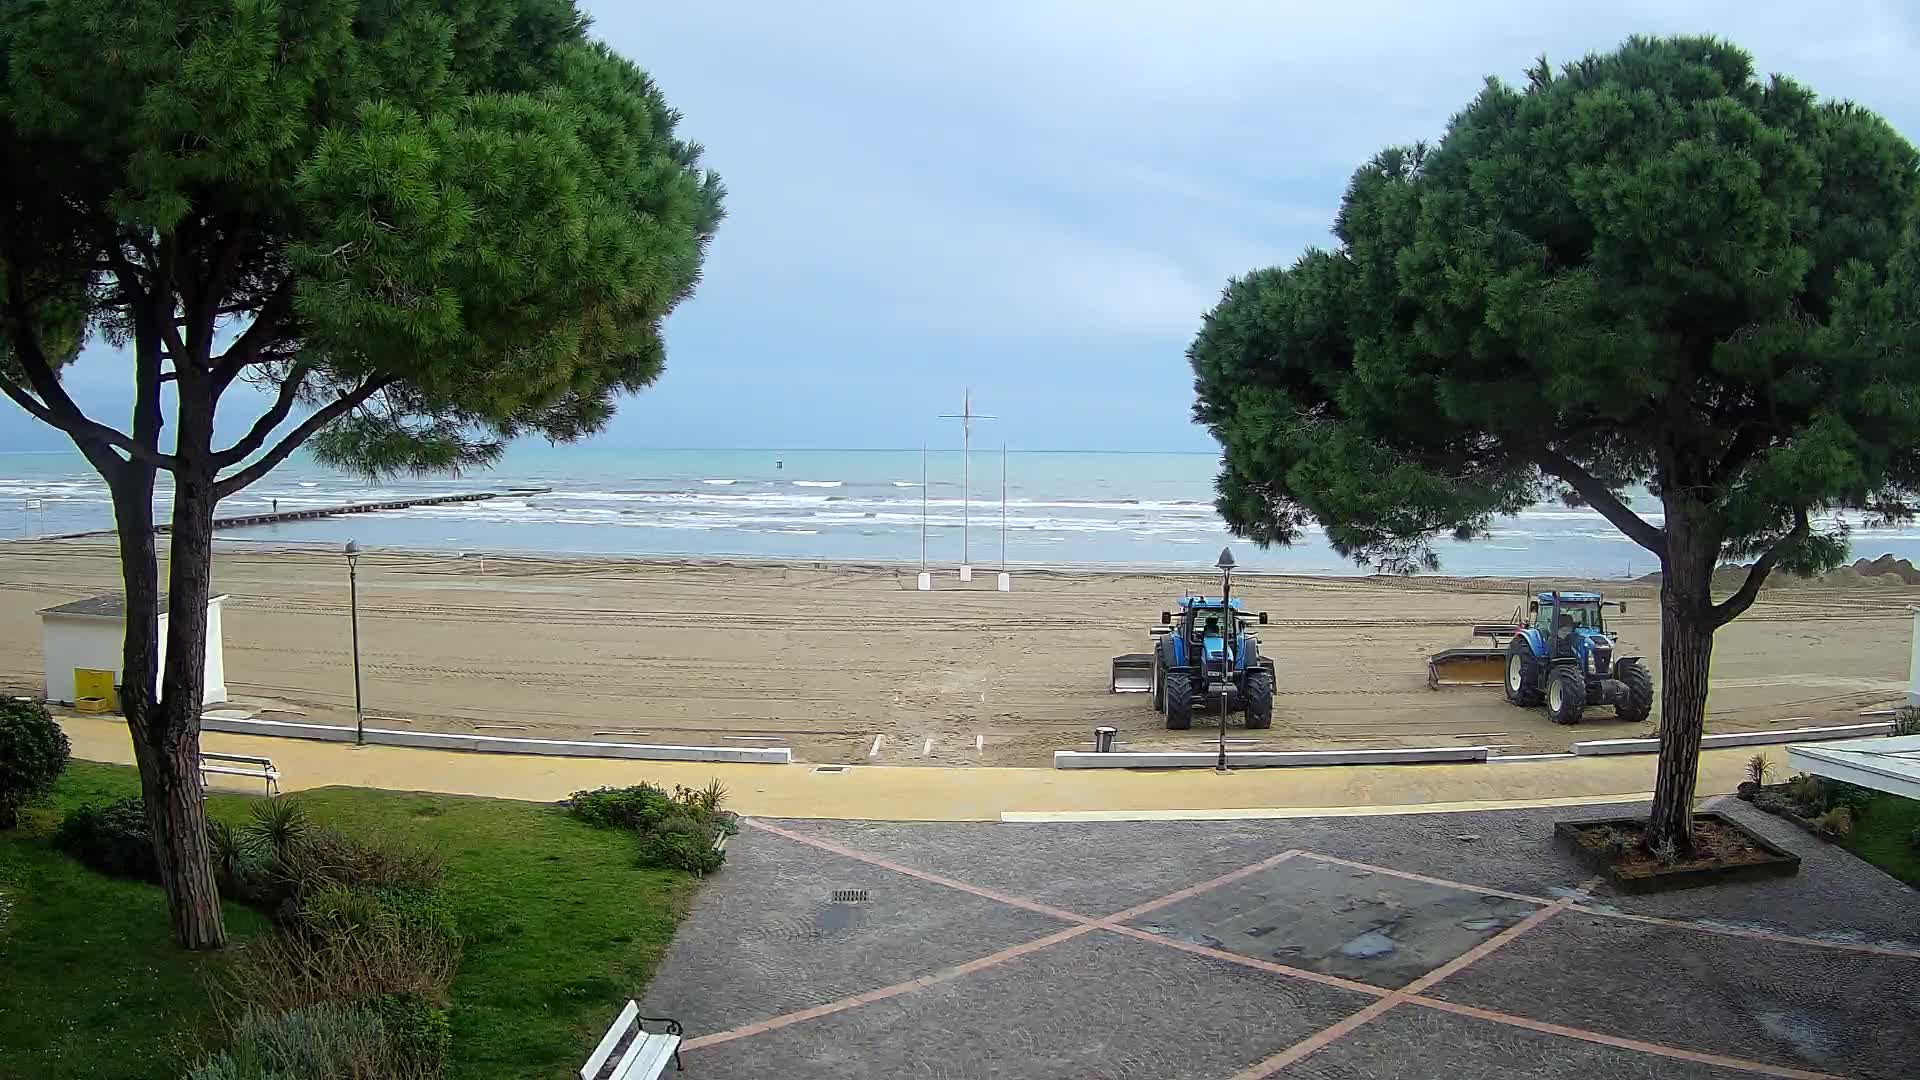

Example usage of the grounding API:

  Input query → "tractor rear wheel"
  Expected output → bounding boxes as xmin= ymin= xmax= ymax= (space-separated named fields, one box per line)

xmin=1547 ymin=666 xmax=1586 ymax=725
xmin=1504 ymin=638 xmax=1543 ymax=707
xmin=1243 ymin=668 xmax=1274 ymax=729
xmin=1164 ymin=671 xmax=1194 ymax=730
xmin=1614 ymin=658 xmax=1653 ymax=723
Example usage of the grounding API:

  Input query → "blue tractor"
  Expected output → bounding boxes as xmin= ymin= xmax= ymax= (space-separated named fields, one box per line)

xmin=1111 ymin=597 xmax=1275 ymax=730
xmin=1503 ymin=591 xmax=1653 ymax=725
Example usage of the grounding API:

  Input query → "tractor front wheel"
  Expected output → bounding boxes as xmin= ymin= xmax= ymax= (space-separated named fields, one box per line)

xmin=1614 ymin=659 xmax=1653 ymax=724
xmin=1547 ymin=666 xmax=1586 ymax=725
xmin=1243 ymin=668 xmax=1274 ymax=730
xmin=1164 ymin=671 xmax=1194 ymax=730
xmin=1504 ymin=638 xmax=1543 ymax=707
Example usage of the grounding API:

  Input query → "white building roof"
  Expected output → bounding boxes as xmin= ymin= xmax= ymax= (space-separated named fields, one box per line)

xmin=1786 ymin=734 xmax=1920 ymax=800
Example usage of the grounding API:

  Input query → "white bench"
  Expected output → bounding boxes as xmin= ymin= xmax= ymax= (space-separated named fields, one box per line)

xmin=199 ymin=752 xmax=280 ymax=796
xmin=582 ymin=1001 xmax=683 ymax=1079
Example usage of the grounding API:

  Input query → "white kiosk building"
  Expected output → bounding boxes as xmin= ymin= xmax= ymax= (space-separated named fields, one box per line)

xmin=39 ymin=592 xmax=229 ymax=707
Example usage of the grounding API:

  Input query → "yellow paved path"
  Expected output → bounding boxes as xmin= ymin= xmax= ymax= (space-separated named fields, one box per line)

xmin=60 ymin=716 xmax=1773 ymax=821
xmin=60 ymin=714 xmax=1766 ymax=814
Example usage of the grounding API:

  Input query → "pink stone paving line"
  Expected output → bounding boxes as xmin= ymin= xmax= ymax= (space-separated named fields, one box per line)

xmin=1292 ymin=850 xmax=1553 ymax=905
xmin=1301 ymin=849 xmax=1920 ymax=960
xmin=679 ymin=923 xmax=1095 ymax=1052
xmin=684 ymin=840 xmax=1306 ymax=1053
xmin=1405 ymin=999 xmax=1841 ymax=1080
xmin=1567 ymin=904 xmax=1920 ymax=959
xmin=1104 ymin=925 xmax=1391 ymax=999
xmin=696 ymin=827 xmax=1899 ymax=1076
xmin=1228 ymin=881 xmax=1598 ymax=1080
xmin=744 ymin=819 xmax=1094 ymax=924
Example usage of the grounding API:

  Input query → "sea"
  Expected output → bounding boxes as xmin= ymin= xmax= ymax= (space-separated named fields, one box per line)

xmin=7 ymin=445 xmax=1920 ymax=578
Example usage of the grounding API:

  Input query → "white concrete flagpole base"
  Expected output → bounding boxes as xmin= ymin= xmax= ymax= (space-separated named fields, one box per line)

xmin=959 ymin=564 xmax=973 ymax=582
xmin=997 ymin=572 xmax=1011 ymax=592
xmin=917 ymin=572 xmax=932 ymax=591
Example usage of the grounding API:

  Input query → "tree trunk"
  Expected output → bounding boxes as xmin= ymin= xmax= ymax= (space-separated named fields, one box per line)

xmin=142 ymin=394 xmax=226 ymax=948
xmin=1646 ymin=501 xmax=1719 ymax=854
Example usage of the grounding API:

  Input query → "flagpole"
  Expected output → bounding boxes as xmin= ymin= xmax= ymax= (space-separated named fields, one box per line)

xmin=920 ymin=446 xmax=928 ymax=568
xmin=1001 ymin=443 xmax=1008 ymax=570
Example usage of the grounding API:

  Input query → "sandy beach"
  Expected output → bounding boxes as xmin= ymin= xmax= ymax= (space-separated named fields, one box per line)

xmin=1 ymin=540 xmax=1913 ymax=765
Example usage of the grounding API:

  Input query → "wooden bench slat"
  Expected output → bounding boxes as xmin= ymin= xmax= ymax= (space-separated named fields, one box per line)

xmin=613 ymin=1033 xmax=679 ymax=1080
xmin=580 ymin=1000 xmax=640 ymax=1080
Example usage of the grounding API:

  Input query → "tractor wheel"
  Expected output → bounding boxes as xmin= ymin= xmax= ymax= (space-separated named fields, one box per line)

xmin=1547 ymin=666 xmax=1587 ymax=725
xmin=1243 ymin=668 xmax=1274 ymax=729
xmin=1151 ymin=640 xmax=1166 ymax=712
xmin=1504 ymin=638 xmax=1543 ymax=707
xmin=1164 ymin=671 xmax=1194 ymax=730
xmin=1614 ymin=659 xmax=1653 ymax=723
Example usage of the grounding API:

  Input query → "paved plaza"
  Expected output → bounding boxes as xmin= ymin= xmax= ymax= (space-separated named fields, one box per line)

xmin=644 ymin=799 xmax=1920 ymax=1079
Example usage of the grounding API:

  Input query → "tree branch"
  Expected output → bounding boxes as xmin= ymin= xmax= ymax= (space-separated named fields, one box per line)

xmin=1534 ymin=448 xmax=1666 ymax=556
xmin=210 ymin=281 xmax=293 ymax=391
xmin=212 ymin=362 xmax=312 ymax=467
xmin=214 ymin=376 xmax=393 ymax=497
xmin=1709 ymin=507 xmax=1809 ymax=628
xmin=2 ymin=279 xmax=176 ymax=471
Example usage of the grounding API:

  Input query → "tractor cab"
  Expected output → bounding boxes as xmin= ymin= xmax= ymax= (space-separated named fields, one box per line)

xmin=1178 ymin=597 xmax=1242 ymax=662
xmin=1529 ymin=592 xmax=1609 ymax=660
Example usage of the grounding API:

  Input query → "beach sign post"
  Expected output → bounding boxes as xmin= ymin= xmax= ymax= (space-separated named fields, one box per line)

xmin=917 ymin=447 xmax=932 ymax=591
xmin=998 ymin=444 xmax=1012 ymax=592
xmin=940 ymin=390 xmax=994 ymax=582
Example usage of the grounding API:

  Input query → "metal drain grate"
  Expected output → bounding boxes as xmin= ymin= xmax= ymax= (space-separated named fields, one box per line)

xmin=831 ymin=889 xmax=870 ymax=903
xmin=813 ymin=765 xmax=850 ymax=774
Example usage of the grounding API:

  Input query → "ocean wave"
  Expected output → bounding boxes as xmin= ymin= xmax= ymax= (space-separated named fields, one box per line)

xmin=701 ymin=478 xmax=737 ymax=486
xmin=892 ymin=481 xmax=921 ymax=487
xmin=792 ymin=480 xmax=842 ymax=488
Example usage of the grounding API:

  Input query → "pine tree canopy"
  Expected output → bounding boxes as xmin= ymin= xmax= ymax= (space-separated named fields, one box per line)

xmin=1193 ymin=35 xmax=1920 ymax=613
xmin=1 ymin=0 xmax=724 ymax=484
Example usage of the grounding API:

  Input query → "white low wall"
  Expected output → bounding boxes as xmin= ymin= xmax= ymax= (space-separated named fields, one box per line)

xmin=199 ymin=715 xmax=791 ymax=764
xmin=1054 ymin=746 xmax=1488 ymax=769
xmin=1569 ymin=721 xmax=1893 ymax=757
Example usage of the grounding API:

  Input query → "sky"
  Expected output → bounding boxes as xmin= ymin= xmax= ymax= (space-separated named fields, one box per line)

xmin=8 ymin=0 xmax=1920 ymax=453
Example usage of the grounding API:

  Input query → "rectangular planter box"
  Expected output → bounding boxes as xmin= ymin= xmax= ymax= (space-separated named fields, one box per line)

xmin=1553 ymin=812 xmax=1800 ymax=894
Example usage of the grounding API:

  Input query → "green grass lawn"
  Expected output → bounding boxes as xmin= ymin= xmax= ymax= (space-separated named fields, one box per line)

xmin=1842 ymin=790 xmax=1920 ymax=889
xmin=0 ymin=762 xmax=697 ymax=1080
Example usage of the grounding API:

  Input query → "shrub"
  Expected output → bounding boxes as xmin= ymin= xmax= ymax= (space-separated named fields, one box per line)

xmin=1786 ymin=773 xmax=1825 ymax=815
xmin=374 ymin=991 xmax=451 ymax=1077
xmin=565 ymin=783 xmax=677 ymax=830
xmin=570 ymin=780 xmax=732 ymax=872
xmin=1893 ymin=706 xmax=1920 ymax=737
xmin=52 ymin=797 xmax=157 ymax=880
xmin=0 ymin=698 xmax=70 ymax=828
xmin=209 ymin=820 xmax=265 ymax=901
xmin=1910 ymin=825 xmax=1920 ymax=853
xmin=1815 ymin=806 xmax=1854 ymax=839
xmin=219 ymin=889 xmax=461 ymax=1015
xmin=277 ymin=826 xmax=445 ymax=897
xmin=637 ymin=812 xmax=725 ymax=874
xmin=1744 ymin=754 xmax=1770 ymax=787
xmin=188 ymin=1000 xmax=440 ymax=1080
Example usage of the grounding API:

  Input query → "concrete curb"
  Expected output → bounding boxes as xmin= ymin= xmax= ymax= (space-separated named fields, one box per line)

xmin=1053 ymin=746 xmax=1488 ymax=770
xmin=199 ymin=715 xmax=792 ymax=764
xmin=1569 ymin=721 xmax=1893 ymax=757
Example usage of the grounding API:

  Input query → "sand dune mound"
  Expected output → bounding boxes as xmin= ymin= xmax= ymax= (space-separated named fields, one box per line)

xmin=1850 ymin=554 xmax=1920 ymax=584
xmin=1639 ymin=553 xmax=1920 ymax=589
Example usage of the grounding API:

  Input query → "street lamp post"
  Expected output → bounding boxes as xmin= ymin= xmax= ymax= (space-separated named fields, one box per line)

xmin=345 ymin=540 xmax=364 ymax=745
xmin=1216 ymin=547 xmax=1235 ymax=774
